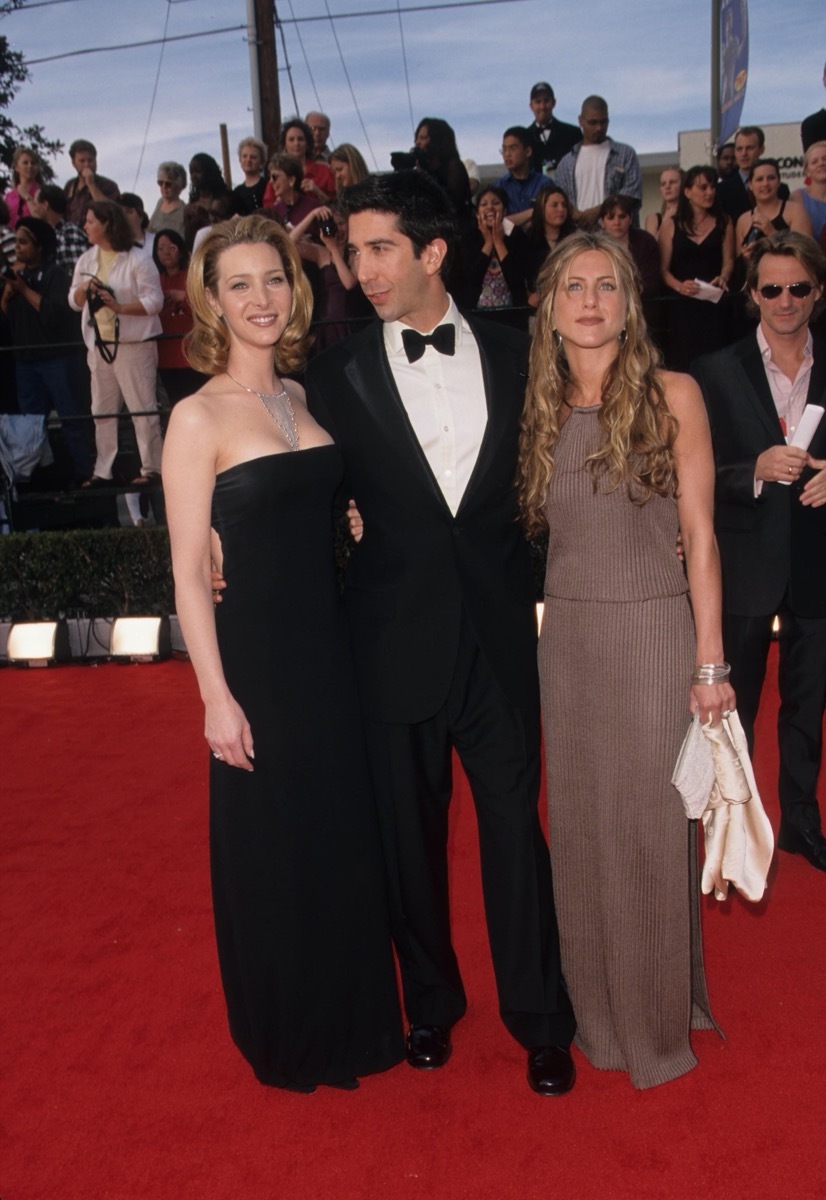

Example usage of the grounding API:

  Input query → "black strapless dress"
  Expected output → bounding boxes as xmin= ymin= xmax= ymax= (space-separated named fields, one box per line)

xmin=209 ymin=445 xmax=403 ymax=1090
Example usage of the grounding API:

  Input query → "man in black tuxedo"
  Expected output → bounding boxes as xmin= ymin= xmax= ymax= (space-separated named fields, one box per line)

xmin=693 ymin=232 xmax=826 ymax=871
xmin=305 ymin=171 xmax=576 ymax=1092
xmin=525 ymin=81 xmax=581 ymax=177
xmin=716 ymin=125 xmax=767 ymax=221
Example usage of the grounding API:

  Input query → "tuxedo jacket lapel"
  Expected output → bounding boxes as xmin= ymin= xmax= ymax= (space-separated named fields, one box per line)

xmin=735 ymin=336 xmax=786 ymax=442
xmin=456 ymin=320 xmax=517 ymax=517
xmin=343 ymin=324 xmax=451 ymax=515
xmin=807 ymin=340 xmax=826 ymax=404
xmin=342 ymin=318 xmax=520 ymax=522
xmin=735 ymin=332 xmax=826 ymax=453
xmin=805 ymin=339 xmax=826 ymax=456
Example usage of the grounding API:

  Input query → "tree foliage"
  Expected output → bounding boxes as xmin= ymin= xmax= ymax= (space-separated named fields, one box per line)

xmin=0 ymin=0 xmax=64 ymax=191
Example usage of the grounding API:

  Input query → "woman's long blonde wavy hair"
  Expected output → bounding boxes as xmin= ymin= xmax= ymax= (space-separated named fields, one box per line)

xmin=185 ymin=215 xmax=313 ymax=377
xmin=518 ymin=231 xmax=678 ymax=536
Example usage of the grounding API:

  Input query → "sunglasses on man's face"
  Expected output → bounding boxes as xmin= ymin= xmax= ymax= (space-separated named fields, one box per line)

xmin=758 ymin=282 xmax=815 ymax=300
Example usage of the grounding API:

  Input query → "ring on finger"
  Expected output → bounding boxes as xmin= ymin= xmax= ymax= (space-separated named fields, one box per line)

xmin=212 ymin=750 xmax=224 ymax=760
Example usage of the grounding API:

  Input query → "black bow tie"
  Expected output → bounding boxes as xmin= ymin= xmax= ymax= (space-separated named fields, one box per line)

xmin=401 ymin=323 xmax=456 ymax=363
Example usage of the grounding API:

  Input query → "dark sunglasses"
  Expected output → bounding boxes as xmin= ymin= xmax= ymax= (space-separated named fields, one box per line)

xmin=758 ymin=282 xmax=815 ymax=300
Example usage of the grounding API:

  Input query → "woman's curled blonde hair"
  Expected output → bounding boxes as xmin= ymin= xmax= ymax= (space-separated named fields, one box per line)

xmin=518 ymin=231 xmax=677 ymax=536
xmin=185 ymin=215 xmax=313 ymax=376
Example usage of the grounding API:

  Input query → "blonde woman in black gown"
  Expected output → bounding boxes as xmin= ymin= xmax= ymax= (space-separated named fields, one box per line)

xmin=162 ymin=216 xmax=403 ymax=1092
xmin=519 ymin=231 xmax=734 ymax=1088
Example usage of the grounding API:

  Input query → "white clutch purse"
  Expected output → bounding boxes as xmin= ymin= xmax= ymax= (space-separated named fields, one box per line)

xmin=672 ymin=711 xmax=774 ymax=901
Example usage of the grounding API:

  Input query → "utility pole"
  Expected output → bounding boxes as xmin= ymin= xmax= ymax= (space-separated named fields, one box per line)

xmin=710 ymin=0 xmax=721 ymax=152
xmin=248 ymin=0 xmax=281 ymax=154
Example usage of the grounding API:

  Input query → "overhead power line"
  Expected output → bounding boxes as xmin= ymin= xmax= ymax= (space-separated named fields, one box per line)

xmin=321 ymin=0 xmax=378 ymax=168
xmin=284 ymin=0 xmax=322 ymax=112
xmin=395 ymin=0 xmax=416 ymax=142
xmin=27 ymin=23 xmax=248 ymax=65
xmin=280 ymin=0 xmax=526 ymax=23
xmin=25 ymin=1 xmax=524 ymax=65
xmin=277 ymin=16 xmax=300 ymax=116
xmin=133 ymin=0 xmax=173 ymax=188
xmin=13 ymin=1 xmax=92 ymax=10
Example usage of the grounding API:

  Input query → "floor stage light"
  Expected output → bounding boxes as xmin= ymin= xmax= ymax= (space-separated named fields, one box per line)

xmin=6 ymin=621 xmax=71 ymax=667
xmin=109 ymin=616 xmax=171 ymax=663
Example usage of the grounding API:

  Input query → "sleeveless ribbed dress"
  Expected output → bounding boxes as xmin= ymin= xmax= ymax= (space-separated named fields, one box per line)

xmin=538 ymin=404 xmax=716 ymax=1089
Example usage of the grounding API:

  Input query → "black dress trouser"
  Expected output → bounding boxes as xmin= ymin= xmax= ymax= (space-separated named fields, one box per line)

xmin=363 ymin=612 xmax=576 ymax=1051
xmin=724 ymin=596 xmax=826 ymax=834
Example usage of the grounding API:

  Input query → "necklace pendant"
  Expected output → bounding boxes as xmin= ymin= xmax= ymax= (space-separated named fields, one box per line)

xmin=259 ymin=391 xmax=299 ymax=451
xmin=227 ymin=370 xmax=300 ymax=451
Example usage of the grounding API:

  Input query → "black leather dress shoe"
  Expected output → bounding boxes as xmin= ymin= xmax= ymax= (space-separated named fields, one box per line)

xmin=405 ymin=1024 xmax=452 ymax=1069
xmin=527 ymin=1045 xmax=576 ymax=1096
xmin=777 ymin=823 xmax=826 ymax=871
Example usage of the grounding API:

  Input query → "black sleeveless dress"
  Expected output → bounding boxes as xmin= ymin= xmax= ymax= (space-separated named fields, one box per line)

xmin=665 ymin=223 xmax=732 ymax=370
xmin=209 ymin=445 xmax=403 ymax=1091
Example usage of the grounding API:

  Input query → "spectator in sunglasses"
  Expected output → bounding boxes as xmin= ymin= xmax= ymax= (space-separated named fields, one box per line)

xmin=148 ymin=162 xmax=187 ymax=239
xmin=692 ymin=231 xmax=826 ymax=873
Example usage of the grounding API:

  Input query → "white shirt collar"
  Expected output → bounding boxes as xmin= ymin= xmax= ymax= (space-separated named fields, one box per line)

xmin=384 ymin=294 xmax=466 ymax=358
xmin=757 ymin=323 xmax=813 ymax=366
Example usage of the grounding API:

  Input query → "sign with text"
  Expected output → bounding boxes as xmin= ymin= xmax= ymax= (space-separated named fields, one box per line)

xmin=720 ymin=0 xmax=749 ymax=146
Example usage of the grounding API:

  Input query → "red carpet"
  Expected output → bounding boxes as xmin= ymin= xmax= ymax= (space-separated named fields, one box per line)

xmin=2 ymin=647 xmax=824 ymax=1200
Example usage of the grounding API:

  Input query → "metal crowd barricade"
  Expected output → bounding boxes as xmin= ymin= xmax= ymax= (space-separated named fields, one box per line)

xmin=0 ymin=292 xmax=755 ymax=533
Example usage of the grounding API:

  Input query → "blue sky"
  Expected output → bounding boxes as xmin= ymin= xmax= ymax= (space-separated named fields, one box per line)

xmin=3 ymin=0 xmax=823 ymax=201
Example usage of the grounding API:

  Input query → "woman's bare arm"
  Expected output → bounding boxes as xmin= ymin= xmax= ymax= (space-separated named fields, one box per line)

xmin=162 ymin=398 xmax=254 ymax=770
xmin=665 ymin=371 xmax=736 ymax=723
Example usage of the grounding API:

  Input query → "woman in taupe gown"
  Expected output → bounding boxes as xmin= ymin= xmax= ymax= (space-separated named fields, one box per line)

xmin=518 ymin=232 xmax=735 ymax=1089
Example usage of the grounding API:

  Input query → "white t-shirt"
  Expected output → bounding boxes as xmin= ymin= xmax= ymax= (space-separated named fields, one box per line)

xmin=574 ymin=142 xmax=611 ymax=210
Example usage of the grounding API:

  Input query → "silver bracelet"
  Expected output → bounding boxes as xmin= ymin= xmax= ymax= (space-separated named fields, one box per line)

xmin=691 ymin=662 xmax=731 ymax=684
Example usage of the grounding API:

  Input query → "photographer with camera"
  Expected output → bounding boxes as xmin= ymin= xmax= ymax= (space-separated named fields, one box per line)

xmin=69 ymin=200 xmax=164 ymax=487
xmin=288 ymin=204 xmax=371 ymax=352
xmin=1 ymin=217 xmax=91 ymax=484
xmin=392 ymin=118 xmax=472 ymax=233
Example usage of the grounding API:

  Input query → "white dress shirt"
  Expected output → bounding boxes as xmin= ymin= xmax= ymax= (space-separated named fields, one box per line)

xmin=757 ymin=325 xmax=813 ymax=442
xmin=383 ymin=297 xmax=488 ymax=516
xmin=754 ymin=324 xmax=814 ymax=496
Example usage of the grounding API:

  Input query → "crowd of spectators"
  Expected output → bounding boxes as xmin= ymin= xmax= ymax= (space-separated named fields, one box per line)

xmin=1 ymin=74 xmax=824 ymax=506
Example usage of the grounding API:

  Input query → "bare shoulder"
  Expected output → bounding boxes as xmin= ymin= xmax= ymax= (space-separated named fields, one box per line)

xmin=166 ymin=385 xmax=221 ymax=438
xmin=658 ymin=369 xmax=705 ymax=417
xmin=163 ymin=383 xmax=229 ymax=473
xmin=658 ymin=371 xmax=711 ymax=452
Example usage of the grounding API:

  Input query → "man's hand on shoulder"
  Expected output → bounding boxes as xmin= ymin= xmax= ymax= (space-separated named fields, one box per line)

xmin=347 ymin=498 xmax=364 ymax=543
xmin=211 ymin=562 xmax=226 ymax=604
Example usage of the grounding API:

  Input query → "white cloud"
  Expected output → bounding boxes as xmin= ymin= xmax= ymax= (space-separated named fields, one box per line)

xmin=3 ymin=0 xmax=821 ymax=199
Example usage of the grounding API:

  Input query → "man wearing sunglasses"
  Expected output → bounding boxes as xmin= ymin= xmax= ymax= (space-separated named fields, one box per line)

xmin=693 ymin=231 xmax=826 ymax=871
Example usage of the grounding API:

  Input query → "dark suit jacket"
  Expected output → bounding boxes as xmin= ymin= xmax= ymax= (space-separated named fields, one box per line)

xmin=692 ymin=332 xmax=826 ymax=618
xmin=716 ymin=172 xmax=750 ymax=222
xmin=527 ymin=120 xmax=581 ymax=174
xmin=305 ymin=315 xmax=539 ymax=724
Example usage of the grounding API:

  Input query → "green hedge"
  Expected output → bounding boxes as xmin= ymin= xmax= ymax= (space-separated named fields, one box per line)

xmin=0 ymin=525 xmax=548 ymax=623
xmin=0 ymin=528 xmax=175 ymax=621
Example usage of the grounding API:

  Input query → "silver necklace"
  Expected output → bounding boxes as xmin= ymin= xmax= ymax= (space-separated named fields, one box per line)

xmin=227 ymin=370 xmax=299 ymax=451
